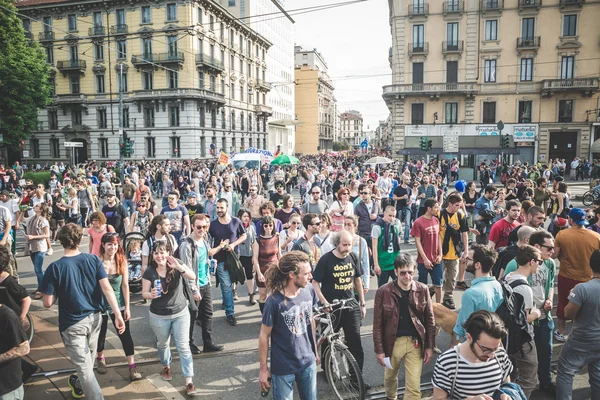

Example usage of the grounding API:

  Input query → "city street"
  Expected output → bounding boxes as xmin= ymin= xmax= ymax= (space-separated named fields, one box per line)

xmin=18 ymin=181 xmax=595 ymax=399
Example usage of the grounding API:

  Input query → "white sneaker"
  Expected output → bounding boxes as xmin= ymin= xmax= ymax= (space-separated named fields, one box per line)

xmin=553 ymin=330 xmax=566 ymax=343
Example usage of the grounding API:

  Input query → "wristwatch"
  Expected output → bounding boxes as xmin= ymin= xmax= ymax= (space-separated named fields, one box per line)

xmin=360 ymin=302 xmax=366 ymax=308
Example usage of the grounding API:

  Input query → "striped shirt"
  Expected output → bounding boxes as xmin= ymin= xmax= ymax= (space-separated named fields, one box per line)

xmin=432 ymin=345 xmax=512 ymax=399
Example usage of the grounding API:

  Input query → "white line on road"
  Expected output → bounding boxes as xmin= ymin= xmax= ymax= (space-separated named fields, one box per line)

xmin=146 ymin=373 xmax=187 ymax=400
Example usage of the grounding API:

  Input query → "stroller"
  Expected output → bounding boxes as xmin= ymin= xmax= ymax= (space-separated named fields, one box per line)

xmin=123 ymin=232 xmax=145 ymax=293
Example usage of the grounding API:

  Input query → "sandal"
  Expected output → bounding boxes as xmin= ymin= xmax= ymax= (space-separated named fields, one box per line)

xmin=34 ymin=292 xmax=43 ymax=300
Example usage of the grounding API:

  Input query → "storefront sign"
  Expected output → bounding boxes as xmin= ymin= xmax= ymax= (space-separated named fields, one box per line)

xmin=513 ymin=125 xmax=536 ymax=142
xmin=405 ymin=126 xmax=430 ymax=136
xmin=477 ymin=125 xmax=500 ymax=136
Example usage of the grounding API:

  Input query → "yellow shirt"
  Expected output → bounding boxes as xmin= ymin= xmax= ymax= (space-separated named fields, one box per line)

xmin=439 ymin=210 xmax=469 ymax=260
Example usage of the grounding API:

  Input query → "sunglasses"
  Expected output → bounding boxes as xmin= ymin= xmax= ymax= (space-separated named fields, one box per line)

xmin=195 ymin=225 xmax=208 ymax=229
xmin=311 ymin=221 xmax=321 ymax=226
xmin=538 ymin=244 xmax=554 ymax=251
xmin=137 ymin=204 xmax=146 ymax=208
xmin=360 ymin=192 xmax=370 ymax=195
xmin=312 ymin=192 xmax=321 ymax=195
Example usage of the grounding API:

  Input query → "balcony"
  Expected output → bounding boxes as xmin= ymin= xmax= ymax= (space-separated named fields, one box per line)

xmin=110 ymin=24 xmax=128 ymax=35
xmin=442 ymin=40 xmax=464 ymax=54
xmin=54 ymin=94 xmax=88 ymax=104
xmin=254 ymin=104 xmax=273 ymax=116
xmin=131 ymin=52 xmax=185 ymax=68
xmin=132 ymin=88 xmax=225 ymax=105
xmin=195 ymin=54 xmax=224 ymax=73
xmin=560 ymin=0 xmax=583 ymax=7
xmin=131 ymin=54 xmax=153 ymax=68
xmin=541 ymin=78 xmax=598 ymax=97
xmin=408 ymin=42 xmax=429 ymax=57
xmin=482 ymin=0 xmax=504 ymax=12
xmin=517 ymin=36 xmax=541 ymax=50
xmin=408 ymin=3 xmax=429 ymax=17
xmin=382 ymin=82 xmax=478 ymax=100
xmin=38 ymin=31 xmax=54 ymax=41
xmin=88 ymin=25 xmax=105 ymax=36
xmin=443 ymin=1 xmax=464 ymax=14
xmin=518 ymin=0 xmax=542 ymax=9
xmin=56 ymin=60 xmax=87 ymax=75
xmin=256 ymin=79 xmax=272 ymax=91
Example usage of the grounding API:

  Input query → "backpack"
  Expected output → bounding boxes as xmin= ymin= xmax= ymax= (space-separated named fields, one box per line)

xmin=173 ymin=236 xmax=196 ymax=261
xmin=491 ymin=245 xmax=518 ymax=279
xmin=495 ymin=279 xmax=532 ymax=355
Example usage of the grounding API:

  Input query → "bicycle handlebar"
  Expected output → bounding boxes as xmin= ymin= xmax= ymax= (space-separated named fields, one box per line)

xmin=314 ymin=298 xmax=357 ymax=314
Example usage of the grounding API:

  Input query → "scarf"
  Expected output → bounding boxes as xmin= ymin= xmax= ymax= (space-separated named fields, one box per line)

xmin=374 ymin=217 xmax=400 ymax=253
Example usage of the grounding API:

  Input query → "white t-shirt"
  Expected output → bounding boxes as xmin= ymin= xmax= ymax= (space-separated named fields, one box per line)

xmin=0 ymin=199 xmax=19 ymax=225
xmin=504 ymin=272 xmax=535 ymax=310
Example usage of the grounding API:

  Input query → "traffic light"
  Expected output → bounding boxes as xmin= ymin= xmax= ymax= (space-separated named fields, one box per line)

xmin=501 ymin=135 xmax=511 ymax=148
xmin=427 ymin=139 xmax=433 ymax=151
xmin=119 ymin=141 xmax=126 ymax=157
xmin=420 ymin=137 xmax=428 ymax=151
xmin=125 ymin=139 xmax=134 ymax=157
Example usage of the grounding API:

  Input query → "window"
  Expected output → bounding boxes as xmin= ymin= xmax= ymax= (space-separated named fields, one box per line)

xmin=211 ymin=109 xmax=216 ymax=128
xmin=413 ymin=62 xmax=424 ymax=84
xmin=142 ymin=71 xmax=153 ymax=90
xmin=142 ymin=38 xmax=152 ymax=57
xmin=166 ymin=3 xmax=177 ymax=21
xmin=167 ymin=36 xmax=178 ymax=56
xmin=563 ymin=15 xmax=577 ymax=37
xmin=228 ymin=0 xmax=236 ymax=5
xmin=447 ymin=61 xmax=458 ymax=83
xmin=231 ymin=111 xmax=236 ymax=130
xmin=230 ymin=29 xmax=234 ymax=47
xmin=239 ymin=59 xmax=243 ymax=75
xmin=144 ymin=107 xmax=155 ymax=127
xmin=247 ymin=39 xmax=251 ymax=57
xmin=413 ymin=24 xmax=424 ymax=47
xmin=30 ymin=139 xmax=40 ymax=159
xmin=171 ymin=136 xmax=181 ymax=157
xmin=210 ymin=75 xmax=216 ymax=91
xmin=146 ymin=137 xmax=156 ymax=158
xmin=45 ymin=46 xmax=54 ymax=64
xmin=199 ymin=107 xmax=206 ymax=127
xmin=141 ymin=6 xmax=151 ymax=23
xmin=447 ymin=22 xmax=458 ymax=46
xmin=116 ymin=9 xmax=125 ymax=26
xmin=69 ymin=45 xmax=78 ymax=61
xmin=96 ymin=74 xmax=105 ymax=93
xmin=48 ymin=110 xmax=58 ymax=130
xmin=561 ymin=56 xmax=574 ymax=79
xmin=67 ymin=14 xmax=77 ymax=31
xmin=92 ymin=12 xmax=102 ymax=28
xmin=221 ymin=109 xmax=226 ymax=129
xmin=241 ymin=112 xmax=245 ymax=130
xmin=118 ymin=72 xmax=128 ymax=92
xmin=116 ymin=40 xmax=127 ymax=59
xmin=168 ymin=70 xmax=178 ymax=89
xmin=50 ymin=138 xmax=60 ymax=158
xmin=518 ymin=101 xmax=532 ymax=123
xmin=411 ymin=103 xmax=424 ymax=125
xmin=98 ymin=109 xmax=107 ymax=128
xmin=220 ymin=23 xmax=224 ymax=42
xmin=22 ymin=19 xmax=31 ymax=32
xmin=240 ymin=35 xmax=244 ymax=53
xmin=520 ymin=58 xmax=533 ymax=81
xmin=485 ymin=20 xmax=497 ymax=41
xmin=122 ymin=108 xmax=130 ymax=128
xmin=558 ymin=100 xmax=573 ymax=123
xmin=240 ymin=84 xmax=244 ymax=102
xmin=522 ymin=18 xmax=534 ymax=40
xmin=94 ymin=43 xmax=104 ymax=61
xmin=199 ymin=71 xmax=205 ymax=89
xmin=445 ymin=103 xmax=458 ymax=124
xmin=483 ymin=102 xmax=496 ymax=123
xmin=247 ymin=63 xmax=251 ymax=78
xmin=197 ymin=7 xmax=202 ymax=24
xmin=99 ymin=138 xmax=109 ymax=158
xmin=70 ymin=75 xmax=80 ymax=94
xmin=484 ymin=59 xmax=496 ymax=82
xmin=72 ymin=108 xmax=82 ymax=126
xmin=209 ymin=15 xmax=214 ymax=31
xmin=169 ymin=106 xmax=180 ymax=127
xmin=248 ymin=114 xmax=253 ymax=131
xmin=42 ymin=16 xmax=52 ymax=32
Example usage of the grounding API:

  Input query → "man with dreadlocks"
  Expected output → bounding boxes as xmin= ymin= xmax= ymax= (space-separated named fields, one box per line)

xmin=258 ymin=251 xmax=319 ymax=400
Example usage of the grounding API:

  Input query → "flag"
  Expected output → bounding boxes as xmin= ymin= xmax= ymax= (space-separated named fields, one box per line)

xmin=219 ymin=151 xmax=229 ymax=166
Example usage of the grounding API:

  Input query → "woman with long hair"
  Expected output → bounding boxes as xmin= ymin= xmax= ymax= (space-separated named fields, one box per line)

xmin=274 ymin=194 xmax=299 ymax=228
xmin=66 ymin=187 xmax=80 ymax=225
xmin=26 ymin=203 xmax=51 ymax=300
xmin=317 ymin=213 xmax=334 ymax=254
xmin=95 ymin=232 xmax=142 ymax=382
xmin=279 ymin=213 xmax=303 ymax=255
xmin=237 ymin=208 xmax=257 ymax=305
xmin=329 ymin=187 xmax=354 ymax=232
xmin=549 ymin=181 xmax=570 ymax=234
xmin=252 ymin=216 xmax=281 ymax=314
xmin=88 ymin=211 xmax=115 ymax=256
xmin=141 ymin=241 xmax=198 ymax=395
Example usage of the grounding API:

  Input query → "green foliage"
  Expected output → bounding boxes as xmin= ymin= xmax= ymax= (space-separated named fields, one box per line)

xmin=333 ymin=141 xmax=351 ymax=151
xmin=0 ymin=0 xmax=52 ymax=150
xmin=23 ymin=171 xmax=50 ymax=186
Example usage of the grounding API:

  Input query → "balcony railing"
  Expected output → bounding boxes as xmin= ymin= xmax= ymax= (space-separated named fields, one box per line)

xmin=195 ymin=54 xmax=224 ymax=72
xmin=443 ymin=1 xmax=464 ymax=13
xmin=442 ymin=40 xmax=464 ymax=53
xmin=560 ymin=0 xmax=583 ymax=6
xmin=482 ymin=0 xmax=504 ymax=11
xmin=38 ymin=31 xmax=54 ymax=41
xmin=408 ymin=3 xmax=429 ymax=16
xmin=382 ymin=82 xmax=478 ymax=97
xmin=56 ymin=60 xmax=87 ymax=73
xmin=54 ymin=94 xmax=88 ymax=104
xmin=132 ymin=52 xmax=185 ymax=66
xmin=408 ymin=42 xmax=429 ymax=56
xmin=256 ymin=79 xmax=272 ymax=91
xmin=518 ymin=0 xmax=542 ymax=8
xmin=132 ymin=88 xmax=225 ymax=104
xmin=131 ymin=54 xmax=153 ymax=67
xmin=88 ymin=25 xmax=105 ymax=36
xmin=517 ymin=36 xmax=541 ymax=49
xmin=110 ymin=24 xmax=128 ymax=34
xmin=541 ymin=78 xmax=598 ymax=95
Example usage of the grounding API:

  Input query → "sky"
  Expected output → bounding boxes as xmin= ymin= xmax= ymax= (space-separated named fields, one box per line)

xmin=290 ymin=0 xmax=392 ymax=131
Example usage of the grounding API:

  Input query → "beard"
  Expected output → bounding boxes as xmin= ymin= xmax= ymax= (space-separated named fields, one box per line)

xmin=466 ymin=262 xmax=475 ymax=274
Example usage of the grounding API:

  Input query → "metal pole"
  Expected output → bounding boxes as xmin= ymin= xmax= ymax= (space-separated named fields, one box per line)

xmin=119 ymin=63 xmax=124 ymax=183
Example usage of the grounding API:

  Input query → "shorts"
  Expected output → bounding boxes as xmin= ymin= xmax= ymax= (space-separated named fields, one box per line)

xmin=240 ymin=255 xmax=253 ymax=281
xmin=557 ymin=274 xmax=583 ymax=320
xmin=417 ymin=263 xmax=443 ymax=287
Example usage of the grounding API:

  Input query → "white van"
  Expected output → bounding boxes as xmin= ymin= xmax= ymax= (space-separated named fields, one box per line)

xmin=230 ymin=153 xmax=262 ymax=170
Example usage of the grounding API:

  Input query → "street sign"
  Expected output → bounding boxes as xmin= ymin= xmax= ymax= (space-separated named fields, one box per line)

xmin=443 ymin=135 xmax=459 ymax=153
xmin=22 ymin=150 xmax=29 ymax=158
xmin=65 ymin=141 xmax=84 ymax=148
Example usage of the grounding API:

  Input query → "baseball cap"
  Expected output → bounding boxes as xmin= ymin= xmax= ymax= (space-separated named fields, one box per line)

xmin=568 ymin=208 xmax=588 ymax=226
xmin=187 ymin=191 xmax=197 ymax=198
xmin=105 ymin=189 xmax=116 ymax=197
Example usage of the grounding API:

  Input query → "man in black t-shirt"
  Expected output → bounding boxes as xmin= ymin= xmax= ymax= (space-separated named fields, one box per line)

xmin=393 ymin=176 xmax=412 ymax=243
xmin=0 ymin=304 xmax=30 ymax=399
xmin=184 ymin=192 xmax=204 ymax=219
xmin=102 ymin=190 xmax=129 ymax=237
xmin=313 ymin=230 xmax=366 ymax=371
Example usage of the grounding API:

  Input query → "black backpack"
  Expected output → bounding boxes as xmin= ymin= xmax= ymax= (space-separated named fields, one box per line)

xmin=495 ymin=279 xmax=532 ymax=355
xmin=491 ymin=245 xmax=518 ymax=279
xmin=173 ymin=237 xmax=196 ymax=261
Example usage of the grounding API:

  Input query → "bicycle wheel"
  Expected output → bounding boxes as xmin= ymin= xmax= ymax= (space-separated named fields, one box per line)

xmin=23 ymin=313 xmax=34 ymax=344
xmin=582 ymin=191 xmax=595 ymax=207
xmin=324 ymin=343 xmax=365 ymax=400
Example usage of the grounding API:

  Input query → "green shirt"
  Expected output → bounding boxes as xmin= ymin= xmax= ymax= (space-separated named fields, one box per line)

xmin=104 ymin=273 xmax=124 ymax=313
xmin=372 ymin=221 xmax=402 ymax=271
xmin=503 ymin=258 xmax=556 ymax=319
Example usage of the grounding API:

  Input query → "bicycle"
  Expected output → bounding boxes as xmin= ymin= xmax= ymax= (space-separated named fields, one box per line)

xmin=22 ymin=313 xmax=34 ymax=343
xmin=314 ymin=299 xmax=365 ymax=400
xmin=582 ymin=189 xmax=600 ymax=207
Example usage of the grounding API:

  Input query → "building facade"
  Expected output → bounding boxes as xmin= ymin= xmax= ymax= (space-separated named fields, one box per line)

xmin=384 ymin=0 xmax=600 ymax=169
xmin=223 ymin=0 xmax=296 ymax=156
xmin=294 ymin=46 xmax=336 ymax=154
xmin=17 ymin=0 xmax=272 ymax=164
xmin=339 ymin=110 xmax=364 ymax=147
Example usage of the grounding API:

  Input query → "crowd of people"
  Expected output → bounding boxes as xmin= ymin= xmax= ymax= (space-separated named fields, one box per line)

xmin=0 ymin=155 xmax=599 ymax=400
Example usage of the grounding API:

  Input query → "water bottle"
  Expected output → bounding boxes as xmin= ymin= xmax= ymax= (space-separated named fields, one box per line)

xmin=154 ymin=279 xmax=162 ymax=298
xmin=210 ymin=259 xmax=217 ymax=275
xmin=261 ymin=377 xmax=272 ymax=397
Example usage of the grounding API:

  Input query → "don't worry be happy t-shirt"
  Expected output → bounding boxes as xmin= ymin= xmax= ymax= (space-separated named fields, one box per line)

xmin=313 ymin=251 xmax=363 ymax=303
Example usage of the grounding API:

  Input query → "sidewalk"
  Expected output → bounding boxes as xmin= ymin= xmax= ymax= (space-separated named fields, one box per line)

xmin=23 ymin=311 xmax=176 ymax=400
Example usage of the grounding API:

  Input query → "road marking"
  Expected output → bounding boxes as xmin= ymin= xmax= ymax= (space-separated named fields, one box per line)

xmin=146 ymin=373 xmax=187 ymax=400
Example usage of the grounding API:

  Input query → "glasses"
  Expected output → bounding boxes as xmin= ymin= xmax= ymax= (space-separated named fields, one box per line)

xmin=360 ymin=192 xmax=370 ymax=195
xmin=168 ymin=197 xmax=177 ymax=201
xmin=263 ymin=223 xmax=274 ymax=227
xmin=102 ymin=232 xmax=120 ymax=240
xmin=539 ymin=244 xmax=554 ymax=251
xmin=195 ymin=225 xmax=208 ymax=230
xmin=474 ymin=341 xmax=499 ymax=355
xmin=534 ymin=259 xmax=545 ymax=266
xmin=312 ymin=192 xmax=321 ymax=195
xmin=311 ymin=221 xmax=321 ymax=226
xmin=397 ymin=270 xmax=414 ymax=276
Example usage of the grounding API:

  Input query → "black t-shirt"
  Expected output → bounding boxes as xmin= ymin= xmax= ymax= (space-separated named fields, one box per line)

xmin=396 ymin=285 xmax=419 ymax=338
xmin=0 ymin=276 xmax=29 ymax=316
xmin=103 ymin=204 xmax=128 ymax=235
xmin=0 ymin=305 xmax=27 ymax=396
xmin=394 ymin=185 xmax=410 ymax=209
xmin=313 ymin=252 xmax=364 ymax=303
xmin=185 ymin=203 xmax=204 ymax=219
xmin=270 ymin=192 xmax=285 ymax=209
xmin=142 ymin=268 xmax=187 ymax=316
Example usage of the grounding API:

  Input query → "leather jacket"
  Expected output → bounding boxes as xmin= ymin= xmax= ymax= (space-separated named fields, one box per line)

xmin=373 ymin=279 xmax=436 ymax=357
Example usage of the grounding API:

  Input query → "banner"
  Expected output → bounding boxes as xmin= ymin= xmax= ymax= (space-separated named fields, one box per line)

xmin=219 ymin=151 xmax=229 ymax=166
xmin=244 ymin=147 xmax=274 ymax=157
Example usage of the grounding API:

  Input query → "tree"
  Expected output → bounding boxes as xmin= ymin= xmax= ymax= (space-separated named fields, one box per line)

xmin=0 ymin=0 xmax=51 ymax=151
xmin=333 ymin=141 xmax=351 ymax=151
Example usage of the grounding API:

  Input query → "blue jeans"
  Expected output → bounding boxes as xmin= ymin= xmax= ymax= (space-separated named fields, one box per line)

xmin=122 ymin=199 xmax=135 ymax=217
xmin=534 ymin=317 xmax=554 ymax=386
xmin=377 ymin=269 xmax=396 ymax=287
xmin=272 ymin=362 xmax=317 ymax=400
xmin=556 ymin=338 xmax=600 ymax=399
xmin=30 ymin=251 xmax=46 ymax=289
xmin=217 ymin=262 xmax=235 ymax=317
xmin=396 ymin=206 xmax=411 ymax=242
xmin=148 ymin=309 xmax=194 ymax=378
xmin=417 ymin=263 xmax=443 ymax=287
